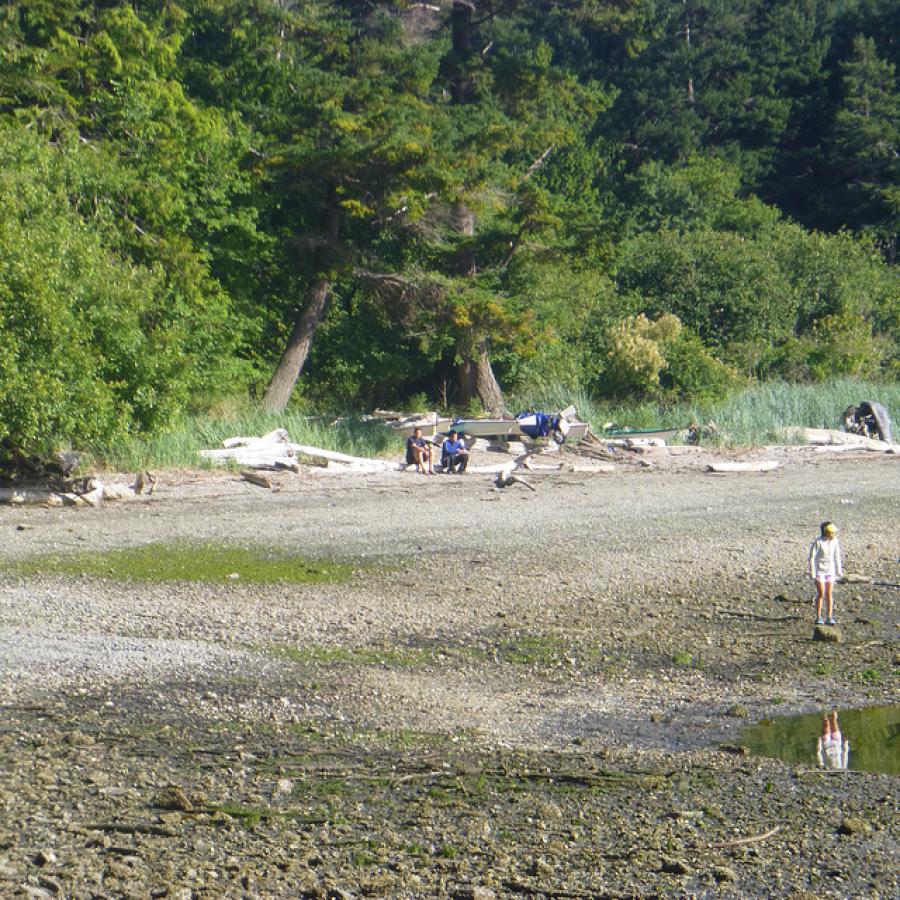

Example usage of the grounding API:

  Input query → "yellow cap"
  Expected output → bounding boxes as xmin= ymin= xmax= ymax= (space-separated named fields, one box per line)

xmin=823 ymin=523 xmax=836 ymax=535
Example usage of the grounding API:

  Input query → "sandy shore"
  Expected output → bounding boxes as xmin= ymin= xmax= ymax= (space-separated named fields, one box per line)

xmin=0 ymin=447 xmax=897 ymax=897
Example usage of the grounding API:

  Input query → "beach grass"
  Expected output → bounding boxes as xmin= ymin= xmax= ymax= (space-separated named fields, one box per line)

xmin=94 ymin=378 xmax=897 ymax=470
xmin=513 ymin=378 xmax=899 ymax=446
xmin=98 ymin=409 xmax=403 ymax=471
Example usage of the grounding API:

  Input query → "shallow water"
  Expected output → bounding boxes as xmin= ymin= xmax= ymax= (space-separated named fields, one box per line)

xmin=742 ymin=705 xmax=900 ymax=775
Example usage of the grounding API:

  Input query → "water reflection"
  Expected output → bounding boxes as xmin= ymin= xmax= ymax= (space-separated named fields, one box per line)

xmin=742 ymin=704 xmax=900 ymax=775
xmin=817 ymin=709 xmax=849 ymax=770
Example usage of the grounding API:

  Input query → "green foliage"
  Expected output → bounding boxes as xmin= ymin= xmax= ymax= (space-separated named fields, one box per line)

xmin=599 ymin=313 xmax=740 ymax=403
xmin=0 ymin=0 xmax=897 ymax=453
xmin=659 ymin=328 xmax=743 ymax=403
xmin=672 ymin=650 xmax=698 ymax=668
xmin=826 ymin=35 xmax=900 ymax=256
xmin=604 ymin=314 xmax=678 ymax=397
xmin=0 ymin=126 xmax=248 ymax=464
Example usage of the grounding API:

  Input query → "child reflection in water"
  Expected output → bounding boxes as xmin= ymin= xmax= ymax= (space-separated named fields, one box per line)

xmin=817 ymin=709 xmax=849 ymax=770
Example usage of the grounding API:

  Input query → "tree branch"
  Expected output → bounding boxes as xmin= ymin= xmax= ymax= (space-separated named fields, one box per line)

xmin=524 ymin=145 xmax=554 ymax=180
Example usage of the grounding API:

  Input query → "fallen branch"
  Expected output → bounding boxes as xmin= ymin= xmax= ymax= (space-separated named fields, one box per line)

xmin=495 ymin=452 xmax=537 ymax=490
xmin=706 ymin=825 xmax=781 ymax=849
xmin=85 ymin=822 xmax=176 ymax=837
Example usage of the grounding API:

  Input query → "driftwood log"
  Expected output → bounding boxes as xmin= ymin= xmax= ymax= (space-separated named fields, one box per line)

xmin=706 ymin=461 xmax=781 ymax=474
xmin=494 ymin=453 xmax=537 ymax=491
xmin=201 ymin=431 xmax=402 ymax=474
xmin=0 ymin=475 xmax=145 ymax=507
xmin=779 ymin=427 xmax=899 ymax=453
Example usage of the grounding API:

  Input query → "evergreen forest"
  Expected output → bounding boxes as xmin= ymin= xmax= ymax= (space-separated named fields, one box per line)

xmin=1 ymin=0 xmax=898 ymax=461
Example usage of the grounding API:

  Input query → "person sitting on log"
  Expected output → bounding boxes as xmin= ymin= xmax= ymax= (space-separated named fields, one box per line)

xmin=405 ymin=427 xmax=434 ymax=475
xmin=440 ymin=430 xmax=468 ymax=474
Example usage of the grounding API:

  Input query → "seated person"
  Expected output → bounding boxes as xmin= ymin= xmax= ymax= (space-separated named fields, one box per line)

xmin=405 ymin=427 xmax=434 ymax=474
xmin=441 ymin=430 xmax=468 ymax=474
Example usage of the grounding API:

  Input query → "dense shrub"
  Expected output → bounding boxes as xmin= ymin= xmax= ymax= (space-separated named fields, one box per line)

xmin=0 ymin=129 xmax=245 ymax=465
xmin=601 ymin=313 xmax=739 ymax=402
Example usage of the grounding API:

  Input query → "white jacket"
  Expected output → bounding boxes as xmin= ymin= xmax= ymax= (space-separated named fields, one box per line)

xmin=809 ymin=537 xmax=843 ymax=579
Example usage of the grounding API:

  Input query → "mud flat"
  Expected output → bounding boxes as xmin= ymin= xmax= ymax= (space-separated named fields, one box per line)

xmin=0 ymin=451 xmax=897 ymax=897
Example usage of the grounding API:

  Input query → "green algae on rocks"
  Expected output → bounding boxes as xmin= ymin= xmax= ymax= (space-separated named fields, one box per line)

xmin=10 ymin=541 xmax=353 ymax=584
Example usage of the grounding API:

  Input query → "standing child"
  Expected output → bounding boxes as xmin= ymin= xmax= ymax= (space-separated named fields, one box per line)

xmin=809 ymin=521 xmax=843 ymax=625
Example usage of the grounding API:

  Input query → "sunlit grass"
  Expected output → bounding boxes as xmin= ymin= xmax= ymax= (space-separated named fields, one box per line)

xmin=90 ymin=378 xmax=898 ymax=470
xmin=98 ymin=408 xmax=403 ymax=471
xmin=513 ymin=378 xmax=899 ymax=447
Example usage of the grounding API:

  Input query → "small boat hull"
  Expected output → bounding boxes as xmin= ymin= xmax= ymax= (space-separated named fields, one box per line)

xmin=390 ymin=418 xmax=453 ymax=439
xmin=447 ymin=419 xmax=590 ymax=442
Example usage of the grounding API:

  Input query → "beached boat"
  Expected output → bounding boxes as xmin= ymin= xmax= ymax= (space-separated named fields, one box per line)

xmin=447 ymin=409 xmax=590 ymax=443
xmin=388 ymin=415 xmax=453 ymax=440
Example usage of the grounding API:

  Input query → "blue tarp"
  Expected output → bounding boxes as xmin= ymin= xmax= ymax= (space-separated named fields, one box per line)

xmin=516 ymin=411 xmax=561 ymax=439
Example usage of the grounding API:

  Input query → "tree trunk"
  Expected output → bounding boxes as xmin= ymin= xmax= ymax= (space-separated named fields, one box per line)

xmin=262 ymin=185 xmax=340 ymax=412
xmin=441 ymin=2 xmax=506 ymax=415
xmin=458 ymin=334 xmax=506 ymax=415
xmin=262 ymin=277 xmax=331 ymax=412
xmin=450 ymin=201 xmax=505 ymax=414
xmin=447 ymin=1 xmax=476 ymax=104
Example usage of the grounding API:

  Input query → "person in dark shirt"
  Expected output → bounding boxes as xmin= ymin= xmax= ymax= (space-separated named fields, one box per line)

xmin=405 ymin=427 xmax=434 ymax=474
xmin=441 ymin=430 xmax=468 ymax=474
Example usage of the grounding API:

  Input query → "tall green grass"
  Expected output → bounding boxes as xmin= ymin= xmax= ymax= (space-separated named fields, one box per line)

xmin=512 ymin=379 xmax=899 ymax=447
xmin=97 ymin=379 xmax=896 ymax=470
xmin=98 ymin=409 xmax=404 ymax=471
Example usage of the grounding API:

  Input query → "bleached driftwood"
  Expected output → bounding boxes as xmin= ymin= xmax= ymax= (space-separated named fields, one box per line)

xmin=223 ymin=429 xmax=290 ymax=449
xmin=567 ymin=463 xmax=616 ymax=474
xmin=625 ymin=437 xmax=667 ymax=449
xmin=201 ymin=432 xmax=402 ymax=474
xmin=201 ymin=430 xmax=295 ymax=469
xmin=494 ymin=453 xmax=537 ymax=490
xmin=286 ymin=443 xmax=398 ymax=470
xmin=102 ymin=482 xmax=139 ymax=501
xmin=0 ymin=477 xmax=143 ymax=506
xmin=779 ymin=427 xmax=898 ymax=452
xmin=707 ymin=461 xmax=781 ymax=473
xmin=0 ymin=487 xmax=68 ymax=506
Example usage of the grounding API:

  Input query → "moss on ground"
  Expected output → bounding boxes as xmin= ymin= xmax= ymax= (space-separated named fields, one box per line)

xmin=10 ymin=541 xmax=354 ymax=584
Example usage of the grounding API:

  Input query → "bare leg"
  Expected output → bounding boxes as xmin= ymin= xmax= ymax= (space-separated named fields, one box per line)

xmin=824 ymin=581 xmax=834 ymax=620
xmin=815 ymin=580 xmax=825 ymax=621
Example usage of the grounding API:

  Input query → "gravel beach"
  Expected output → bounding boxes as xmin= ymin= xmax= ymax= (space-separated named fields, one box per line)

xmin=0 ymin=446 xmax=897 ymax=898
